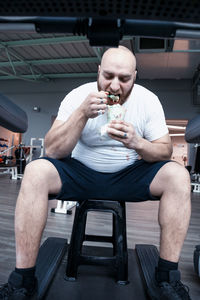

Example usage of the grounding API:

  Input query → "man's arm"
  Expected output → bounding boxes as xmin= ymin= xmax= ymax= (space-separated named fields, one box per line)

xmin=45 ymin=91 xmax=108 ymax=159
xmin=134 ymin=134 xmax=172 ymax=162
xmin=44 ymin=108 xmax=88 ymax=159
xmin=107 ymin=120 xmax=172 ymax=162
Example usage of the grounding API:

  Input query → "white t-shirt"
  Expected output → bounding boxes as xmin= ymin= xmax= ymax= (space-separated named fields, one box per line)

xmin=57 ymin=82 xmax=168 ymax=172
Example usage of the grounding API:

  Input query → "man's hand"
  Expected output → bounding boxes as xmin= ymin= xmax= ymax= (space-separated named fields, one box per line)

xmin=107 ymin=120 xmax=142 ymax=149
xmin=79 ymin=91 xmax=108 ymax=119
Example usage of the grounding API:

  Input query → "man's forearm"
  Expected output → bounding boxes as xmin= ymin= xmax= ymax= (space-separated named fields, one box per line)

xmin=135 ymin=138 xmax=172 ymax=162
xmin=45 ymin=109 xmax=88 ymax=159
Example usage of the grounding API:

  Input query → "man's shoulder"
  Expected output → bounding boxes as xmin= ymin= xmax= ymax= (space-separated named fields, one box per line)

xmin=133 ymin=84 xmax=161 ymax=107
xmin=62 ymin=81 xmax=97 ymax=103
xmin=73 ymin=81 xmax=97 ymax=93
xmin=133 ymin=83 xmax=157 ymax=98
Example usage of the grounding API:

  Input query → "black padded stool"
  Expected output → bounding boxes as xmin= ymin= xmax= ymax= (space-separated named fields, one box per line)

xmin=65 ymin=199 xmax=128 ymax=285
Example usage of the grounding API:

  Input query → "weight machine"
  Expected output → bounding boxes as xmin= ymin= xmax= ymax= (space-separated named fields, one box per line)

xmin=185 ymin=115 xmax=200 ymax=278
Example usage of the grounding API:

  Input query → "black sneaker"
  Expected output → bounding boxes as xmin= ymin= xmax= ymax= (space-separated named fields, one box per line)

xmin=0 ymin=271 xmax=37 ymax=300
xmin=148 ymin=270 xmax=192 ymax=300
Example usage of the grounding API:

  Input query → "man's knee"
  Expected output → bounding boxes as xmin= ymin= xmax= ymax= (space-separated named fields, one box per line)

xmin=24 ymin=159 xmax=50 ymax=181
xmin=22 ymin=159 xmax=62 ymax=194
xmin=164 ymin=162 xmax=191 ymax=191
xmin=151 ymin=162 xmax=191 ymax=197
xmin=162 ymin=164 xmax=191 ymax=206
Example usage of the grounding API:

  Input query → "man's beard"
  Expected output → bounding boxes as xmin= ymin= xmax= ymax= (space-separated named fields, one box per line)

xmin=97 ymin=75 xmax=135 ymax=105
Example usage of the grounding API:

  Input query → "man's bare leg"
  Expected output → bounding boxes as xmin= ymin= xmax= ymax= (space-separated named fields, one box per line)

xmin=15 ymin=159 xmax=62 ymax=268
xmin=150 ymin=161 xmax=191 ymax=262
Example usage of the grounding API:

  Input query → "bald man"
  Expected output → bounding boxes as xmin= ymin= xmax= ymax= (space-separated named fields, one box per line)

xmin=0 ymin=46 xmax=191 ymax=300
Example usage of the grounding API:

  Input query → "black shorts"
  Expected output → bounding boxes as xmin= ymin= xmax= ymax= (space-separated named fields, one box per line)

xmin=41 ymin=157 xmax=170 ymax=202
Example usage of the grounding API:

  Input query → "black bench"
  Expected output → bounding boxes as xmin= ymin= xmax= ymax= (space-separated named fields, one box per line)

xmin=65 ymin=199 xmax=129 ymax=285
xmin=36 ymin=199 xmax=159 ymax=299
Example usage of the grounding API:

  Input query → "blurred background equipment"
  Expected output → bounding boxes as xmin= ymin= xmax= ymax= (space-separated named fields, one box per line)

xmin=0 ymin=93 xmax=28 ymax=179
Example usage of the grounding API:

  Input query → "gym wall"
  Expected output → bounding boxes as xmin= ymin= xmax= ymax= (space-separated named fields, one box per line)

xmin=0 ymin=78 xmax=199 ymax=146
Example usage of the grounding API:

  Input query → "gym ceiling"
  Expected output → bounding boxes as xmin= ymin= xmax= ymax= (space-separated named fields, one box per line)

xmin=0 ymin=0 xmax=199 ymax=82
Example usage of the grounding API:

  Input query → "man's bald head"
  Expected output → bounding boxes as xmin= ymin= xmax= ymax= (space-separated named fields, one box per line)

xmin=100 ymin=46 xmax=137 ymax=72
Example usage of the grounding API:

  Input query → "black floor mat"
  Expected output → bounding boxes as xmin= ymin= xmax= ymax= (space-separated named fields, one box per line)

xmin=44 ymin=245 xmax=147 ymax=300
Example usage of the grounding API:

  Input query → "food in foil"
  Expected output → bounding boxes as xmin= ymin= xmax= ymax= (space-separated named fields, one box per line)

xmin=100 ymin=94 xmax=125 ymax=138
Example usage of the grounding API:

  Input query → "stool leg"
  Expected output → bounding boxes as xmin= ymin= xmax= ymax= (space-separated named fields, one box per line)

xmin=114 ymin=202 xmax=128 ymax=285
xmin=81 ymin=211 xmax=87 ymax=245
xmin=65 ymin=201 xmax=87 ymax=281
xmin=112 ymin=213 xmax=116 ymax=256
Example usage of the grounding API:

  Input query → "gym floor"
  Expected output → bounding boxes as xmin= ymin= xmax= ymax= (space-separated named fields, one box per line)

xmin=0 ymin=173 xmax=199 ymax=299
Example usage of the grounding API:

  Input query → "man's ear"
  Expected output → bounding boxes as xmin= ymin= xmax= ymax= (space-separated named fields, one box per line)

xmin=98 ymin=65 xmax=101 ymax=74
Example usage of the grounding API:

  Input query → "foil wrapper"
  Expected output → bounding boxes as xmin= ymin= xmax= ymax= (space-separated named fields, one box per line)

xmin=100 ymin=104 xmax=125 ymax=138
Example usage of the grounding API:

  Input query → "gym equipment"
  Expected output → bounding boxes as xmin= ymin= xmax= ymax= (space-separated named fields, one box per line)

xmin=0 ymin=165 xmax=17 ymax=179
xmin=185 ymin=115 xmax=200 ymax=144
xmin=65 ymin=200 xmax=128 ymax=284
xmin=35 ymin=199 xmax=160 ymax=300
xmin=0 ymin=0 xmax=200 ymax=47
xmin=194 ymin=246 xmax=200 ymax=277
xmin=0 ymin=143 xmax=17 ymax=179
xmin=15 ymin=145 xmax=27 ymax=175
xmin=51 ymin=200 xmax=76 ymax=215
xmin=186 ymin=117 xmax=200 ymax=192
xmin=0 ymin=142 xmax=27 ymax=180
xmin=185 ymin=116 xmax=200 ymax=278
xmin=0 ymin=94 xmax=28 ymax=179
xmin=28 ymin=138 xmax=44 ymax=162
xmin=0 ymin=93 xmax=28 ymax=133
